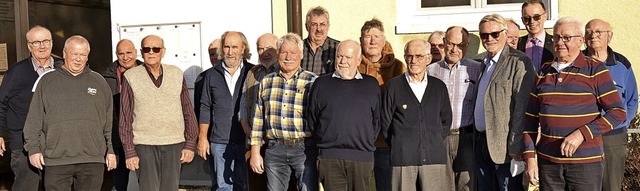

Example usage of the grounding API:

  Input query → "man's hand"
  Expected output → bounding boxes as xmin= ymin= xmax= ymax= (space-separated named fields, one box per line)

xmin=197 ymin=138 xmax=210 ymax=160
xmin=126 ymin=157 xmax=140 ymax=171
xmin=509 ymin=153 xmax=523 ymax=161
xmin=561 ymin=130 xmax=585 ymax=157
xmin=106 ymin=154 xmax=117 ymax=171
xmin=180 ymin=149 xmax=195 ymax=164
xmin=249 ymin=145 xmax=264 ymax=174
xmin=29 ymin=153 xmax=45 ymax=170
xmin=0 ymin=137 xmax=5 ymax=156
xmin=525 ymin=158 xmax=539 ymax=185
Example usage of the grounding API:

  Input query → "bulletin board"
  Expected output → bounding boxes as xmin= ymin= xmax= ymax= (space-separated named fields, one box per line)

xmin=117 ymin=22 xmax=202 ymax=88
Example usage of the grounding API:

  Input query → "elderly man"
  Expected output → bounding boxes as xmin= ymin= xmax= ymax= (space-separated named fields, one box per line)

xmin=475 ymin=14 xmax=535 ymax=191
xmin=0 ymin=25 xmax=60 ymax=191
xmin=428 ymin=31 xmax=445 ymax=64
xmin=506 ymin=18 xmax=521 ymax=49
xmin=239 ymin=33 xmax=279 ymax=191
xmin=517 ymin=0 xmax=554 ymax=71
xmin=249 ymin=33 xmax=318 ymax=191
xmin=302 ymin=6 xmax=340 ymax=75
xmin=197 ymin=31 xmax=253 ymax=191
xmin=426 ymin=26 xmax=481 ymax=191
xmin=582 ymin=19 xmax=638 ymax=191
xmin=119 ymin=35 xmax=198 ymax=191
xmin=308 ymin=40 xmax=380 ymax=191
xmin=382 ymin=39 xmax=452 ymax=191
xmin=195 ymin=38 xmax=222 ymax=120
xmin=209 ymin=39 xmax=222 ymax=66
xmin=523 ymin=17 xmax=627 ymax=191
xmin=23 ymin=35 xmax=116 ymax=190
xmin=356 ymin=18 xmax=405 ymax=191
xmin=102 ymin=39 xmax=143 ymax=191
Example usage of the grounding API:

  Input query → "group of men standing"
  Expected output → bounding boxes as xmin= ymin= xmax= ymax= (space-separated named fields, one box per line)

xmin=0 ymin=1 xmax=637 ymax=191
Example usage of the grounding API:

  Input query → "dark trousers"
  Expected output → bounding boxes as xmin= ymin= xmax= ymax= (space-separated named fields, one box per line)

xmin=112 ymin=145 xmax=129 ymax=191
xmin=602 ymin=133 xmax=627 ymax=191
xmin=44 ymin=163 xmax=104 ymax=191
xmin=135 ymin=143 xmax=183 ymax=191
xmin=538 ymin=159 xmax=603 ymax=191
xmin=474 ymin=133 xmax=523 ymax=191
xmin=318 ymin=157 xmax=374 ymax=191
xmin=10 ymin=149 xmax=42 ymax=191
xmin=446 ymin=131 xmax=475 ymax=191
xmin=374 ymin=147 xmax=392 ymax=191
xmin=264 ymin=139 xmax=317 ymax=191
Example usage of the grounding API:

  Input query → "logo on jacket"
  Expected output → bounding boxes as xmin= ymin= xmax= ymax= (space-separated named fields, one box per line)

xmin=87 ymin=87 xmax=97 ymax=95
xmin=402 ymin=104 xmax=407 ymax=109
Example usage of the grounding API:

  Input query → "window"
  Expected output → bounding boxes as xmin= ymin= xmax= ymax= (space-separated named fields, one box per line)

xmin=396 ymin=0 xmax=558 ymax=33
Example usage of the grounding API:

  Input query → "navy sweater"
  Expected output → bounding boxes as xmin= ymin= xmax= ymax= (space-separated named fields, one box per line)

xmin=308 ymin=74 xmax=380 ymax=162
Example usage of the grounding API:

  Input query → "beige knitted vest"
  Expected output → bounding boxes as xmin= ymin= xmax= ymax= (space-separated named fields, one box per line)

xmin=124 ymin=64 xmax=185 ymax=145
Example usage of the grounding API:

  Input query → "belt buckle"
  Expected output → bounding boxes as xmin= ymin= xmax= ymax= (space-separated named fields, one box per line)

xmin=283 ymin=139 xmax=298 ymax=146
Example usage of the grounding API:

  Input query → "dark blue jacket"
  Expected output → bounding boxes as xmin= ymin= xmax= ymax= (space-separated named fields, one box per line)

xmin=198 ymin=60 xmax=253 ymax=144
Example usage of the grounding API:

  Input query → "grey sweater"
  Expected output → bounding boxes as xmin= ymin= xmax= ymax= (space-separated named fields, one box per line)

xmin=23 ymin=67 xmax=113 ymax=166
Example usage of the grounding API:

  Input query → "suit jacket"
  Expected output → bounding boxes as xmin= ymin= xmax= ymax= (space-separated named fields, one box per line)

xmin=517 ymin=32 xmax=554 ymax=69
xmin=476 ymin=47 xmax=535 ymax=164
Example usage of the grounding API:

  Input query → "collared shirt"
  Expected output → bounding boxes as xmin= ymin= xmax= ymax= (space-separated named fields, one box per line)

xmin=525 ymin=32 xmax=546 ymax=70
xmin=426 ymin=59 xmax=482 ymax=129
xmin=222 ymin=61 xmax=244 ymax=96
xmin=552 ymin=61 xmax=574 ymax=72
xmin=404 ymin=72 xmax=429 ymax=103
xmin=239 ymin=63 xmax=279 ymax=121
xmin=302 ymin=37 xmax=339 ymax=75
xmin=475 ymin=48 xmax=503 ymax=132
xmin=250 ymin=68 xmax=317 ymax=146
xmin=31 ymin=57 xmax=55 ymax=75
xmin=331 ymin=71 xmax=363 ymax=80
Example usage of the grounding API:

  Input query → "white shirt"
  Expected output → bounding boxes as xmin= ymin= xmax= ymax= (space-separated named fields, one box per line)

xmin=405 ymin=72 xmax=429 ymax=103
xmin=222 ymin=61 xmax=244 ymax=96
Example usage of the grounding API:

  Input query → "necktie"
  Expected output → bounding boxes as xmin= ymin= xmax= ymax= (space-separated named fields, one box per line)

xmin=531 ymin=38 xmax=541 ymax=70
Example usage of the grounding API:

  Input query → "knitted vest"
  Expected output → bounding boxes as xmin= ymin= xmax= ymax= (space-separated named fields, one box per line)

xmin=124 ymin=64 xmax=185 ymax=145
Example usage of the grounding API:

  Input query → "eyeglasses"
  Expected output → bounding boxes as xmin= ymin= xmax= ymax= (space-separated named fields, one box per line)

xmin=479 ymin=29 xmax=505 ymax=39
xmin=445 ymin=42 xmax=467 ymax=49
xmin=141 ymin=47 xmax=163 ymax=53
xmin=586 ymin=30 xmax=611 ymax=37
xmin=430 ymin=43 xmax=445 ymax=49
xmin=404 ymin=54 xmax=429 ymax=61
xmin=521 ymin=13 xmax=545 ymax=23
xmin=308 ymin=22 xmax=328 ymax=29
xmin=28 ymin=39 xmax=52 ymax=47
xmin=552 ymin=35 xmax=581 ymax=42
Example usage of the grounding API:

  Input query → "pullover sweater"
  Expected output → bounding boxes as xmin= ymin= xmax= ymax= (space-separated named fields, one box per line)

xmin=381 ymin=75 xmax=452 ymax=166
xmin=23 ymin=67 xmax=113 ymax=166
xmin=523 ymin=53 xmax=626 ymax=164
xmin=308 ymin=74 xmax=380 ymax=162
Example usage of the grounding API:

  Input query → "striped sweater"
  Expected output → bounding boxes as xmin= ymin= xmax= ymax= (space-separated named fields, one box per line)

xmin=523 ymin=53 xmax=626 ymax=164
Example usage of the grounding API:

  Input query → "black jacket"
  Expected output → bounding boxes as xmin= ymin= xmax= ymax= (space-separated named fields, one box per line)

xmin=101 ymin=59 xmax=142 ymax=147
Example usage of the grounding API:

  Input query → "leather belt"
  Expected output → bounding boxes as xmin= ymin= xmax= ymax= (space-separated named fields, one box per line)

xmin=450 ymin=124 xmax=474 ymax=135
xmin=270 ymin=138 xmax=306 ymax=146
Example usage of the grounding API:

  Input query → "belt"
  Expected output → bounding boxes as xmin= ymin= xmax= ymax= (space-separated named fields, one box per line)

xmin=269 ymin=138 xmax=307 ymax=146
xmin=450 ymin=124 xmax=474 ymax=135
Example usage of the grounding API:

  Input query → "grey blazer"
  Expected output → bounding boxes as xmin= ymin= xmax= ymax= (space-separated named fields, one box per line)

xmin=475 ymin=46 xmax=536 ymax=164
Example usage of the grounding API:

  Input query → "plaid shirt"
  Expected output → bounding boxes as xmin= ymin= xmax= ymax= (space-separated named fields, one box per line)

xmin=302 ymin=37 xmax=339 ymax=75
xmin=250 ymin=68 xmax=317 ymax=146
xmin=426 ymin=59 xmax=481 ymax=129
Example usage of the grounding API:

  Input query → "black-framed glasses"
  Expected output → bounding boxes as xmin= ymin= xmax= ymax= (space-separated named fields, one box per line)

xmin=28 ymin=39 xmax=52 ymax=47
xmin=521 ymin=13 xmax=545 ymax=23
xmin=404 ymin=54 xmax=429 ymax=61
xmin=552 ymin=35 xmax=581 ymax=42
xmin=586 ymin=30 xmax=611 ymax=37
xmin=141 ymin=47 xmax=163 ymax=53
xmin=479 ymin=29 xmax=505 ymax=39
xmin=430 ymin=43 xmax=445 ymax=49
xmin=445 ymin=41 xmax=467 ymax=49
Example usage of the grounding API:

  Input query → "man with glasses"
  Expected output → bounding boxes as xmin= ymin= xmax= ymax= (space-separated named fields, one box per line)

xmin=119 ymin=35 xmax=198 ymax=191
xmin=426 ymin=26 xmax=481 ymax=191
xmin=0 ymin=25 xmax=60 ymax=191
xmin=382 ymin=39 xmax=452 ymax=191
xmin=476 ymin=14 xmax=535 ymax=191
xmin=23 ymin=35 xmax=117 ymax=190
xmin=428 ymin=31 xmax=446 ymax=64
xmin=517 ymin=0 xmax=554 ymax=71
xmin=302 ymin=6 xmax=340 ymax=75
xmin=523 ymin=17 xmax=626 ymax=191
xmin=582 ymin=19 xmax=637 ymax=191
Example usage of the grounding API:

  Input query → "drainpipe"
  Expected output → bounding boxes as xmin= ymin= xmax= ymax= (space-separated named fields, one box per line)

xmin=287 ymin=0 xmax=302 ymax=36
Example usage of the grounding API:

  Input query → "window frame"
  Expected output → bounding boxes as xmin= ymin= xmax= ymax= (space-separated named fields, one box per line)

xmin=396 ymin=0 xmax=558 ymax=33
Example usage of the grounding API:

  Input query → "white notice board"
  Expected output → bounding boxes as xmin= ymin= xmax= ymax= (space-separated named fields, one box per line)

xmin=118 ymin=22 xmax=202 ymax=88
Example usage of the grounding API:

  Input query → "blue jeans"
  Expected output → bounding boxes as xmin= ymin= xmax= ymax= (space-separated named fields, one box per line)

xmin=264 ymin=139 xmax=318 ymax=191
xmin=374 ymin=147 xmax=391 ymax=191
xmin=210 ymin=143 xmax=248 ymax=191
